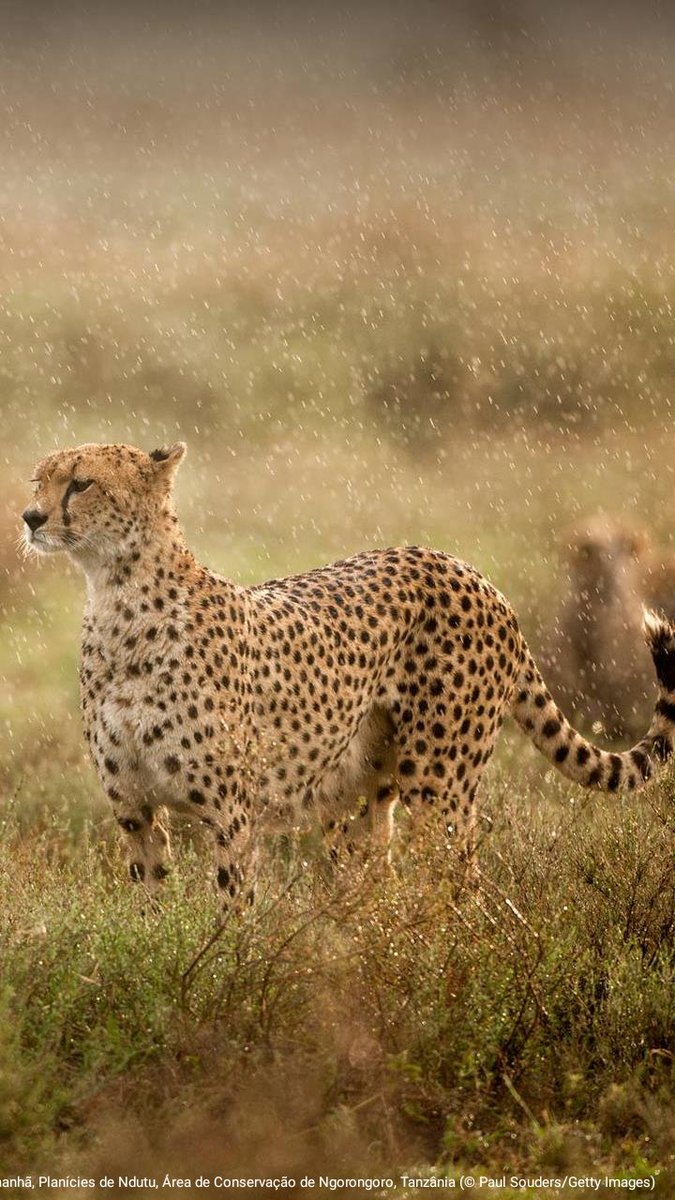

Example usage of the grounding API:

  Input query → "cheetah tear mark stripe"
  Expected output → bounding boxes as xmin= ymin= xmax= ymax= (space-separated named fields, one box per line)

xmin=511 ymin=611 xmax=675 ymax=792
xmin=61 ymin=466 xmax=94 ymax=529
xmin=61 ymin=463 xmax=83 ymax=528
xmin=61 ymin=478 xmax=77 ymax=527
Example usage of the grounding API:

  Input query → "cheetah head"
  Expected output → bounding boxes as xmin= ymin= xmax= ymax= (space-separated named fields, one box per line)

xmin=22 ymin=441 xmax=186 ymax=565
xmin=566 ymin=514 xmax=649 ymax=589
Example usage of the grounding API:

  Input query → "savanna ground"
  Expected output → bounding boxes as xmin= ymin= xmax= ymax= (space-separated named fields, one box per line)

xmin=1 ymin=4 xmax=675 ymax=1196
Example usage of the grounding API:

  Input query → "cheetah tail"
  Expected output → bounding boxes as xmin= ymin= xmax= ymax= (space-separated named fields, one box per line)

xmin=510 ymin=610 xmax=675 ymax=792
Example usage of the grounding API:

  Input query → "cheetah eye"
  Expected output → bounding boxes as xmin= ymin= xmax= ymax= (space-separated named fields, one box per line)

xmin=70 ymin=478 xmax=94 ymax=494
xmin=30 ymin=478 xmax=43 ymax=492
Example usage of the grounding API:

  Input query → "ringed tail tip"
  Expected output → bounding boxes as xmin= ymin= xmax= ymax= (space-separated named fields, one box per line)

xmin=643 ymin=608 xmax=675 ymax=694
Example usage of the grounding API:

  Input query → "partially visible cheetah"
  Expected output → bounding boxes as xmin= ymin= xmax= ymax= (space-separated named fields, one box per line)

xmin=541 ymin=515 xmax=655 ymax=740
xmin=22 ymin=442 xmax=675 ymax=905
xmin=540 ymin=515 xmax=675 ymax=740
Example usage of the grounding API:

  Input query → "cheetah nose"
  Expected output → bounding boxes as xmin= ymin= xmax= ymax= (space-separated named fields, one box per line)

xmin=23 ymin=508 xmax=48 ymax=533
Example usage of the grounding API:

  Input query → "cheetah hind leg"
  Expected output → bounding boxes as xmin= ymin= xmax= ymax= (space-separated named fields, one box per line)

xmin=320 ymin=775 xmax=399 ymax=871
xmin=400 ymin=780 xmax=483 ymax=894
xmin=320 ymin=703 xmax=399 ymax=870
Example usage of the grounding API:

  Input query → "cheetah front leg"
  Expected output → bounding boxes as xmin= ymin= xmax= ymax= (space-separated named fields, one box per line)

xmin=212 ymin=823 xmax=258 ymax=909
xmin=112 ymin=800 xmax=172 ymax=894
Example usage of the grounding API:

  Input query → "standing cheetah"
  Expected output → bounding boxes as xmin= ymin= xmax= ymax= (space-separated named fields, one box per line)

xmin=22 ymin=442 xmax=675 ymax=904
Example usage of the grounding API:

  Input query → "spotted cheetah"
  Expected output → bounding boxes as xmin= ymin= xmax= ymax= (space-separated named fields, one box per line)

xmin=22 ymin=442 xmax=675 ymax=904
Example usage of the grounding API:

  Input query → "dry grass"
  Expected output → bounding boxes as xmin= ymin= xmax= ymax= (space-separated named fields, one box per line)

xmin=1 ymin=773 xmax=675 ymax=1193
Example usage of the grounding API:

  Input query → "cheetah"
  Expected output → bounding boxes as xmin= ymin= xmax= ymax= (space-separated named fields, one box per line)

xmin=540 ymin=515 xmax=655 ymax=739
xmin=22 ymin=442 xmax=675 ymax=905
xmin=540 ymin=515 xmax=675 ymax=741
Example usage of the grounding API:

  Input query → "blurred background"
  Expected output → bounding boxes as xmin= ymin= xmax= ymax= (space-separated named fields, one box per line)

xmin=1 ymin=0 xmax=674 ymax=825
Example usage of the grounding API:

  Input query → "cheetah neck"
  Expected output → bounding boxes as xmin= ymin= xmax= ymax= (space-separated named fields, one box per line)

xmin=78 ymin=510 xmax=200 ymax=602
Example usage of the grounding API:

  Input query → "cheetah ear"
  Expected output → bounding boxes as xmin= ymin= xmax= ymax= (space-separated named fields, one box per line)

xmin=148 ymin=442 xmax=187 ymax=485
xmin=149 ymin=441 xmax=187 ymax=466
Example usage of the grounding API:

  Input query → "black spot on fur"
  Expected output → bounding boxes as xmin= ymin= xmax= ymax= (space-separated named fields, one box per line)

xmin=630 ymin=748 xmax=651 ymax=779
xmin=652 ymin=735 xmax=673 ymax=763
xmin=119 ymin=818 xmax=141 ymax=833
xmin=607 ymin=755 xmax=622 ymax=791
xmin=542 ymin=718 xmax=561 ymax=738
xmin=656 ymin=698 xmax=675 ymax=723
xmin=647 ymin=624 xmax=675 ymax=692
